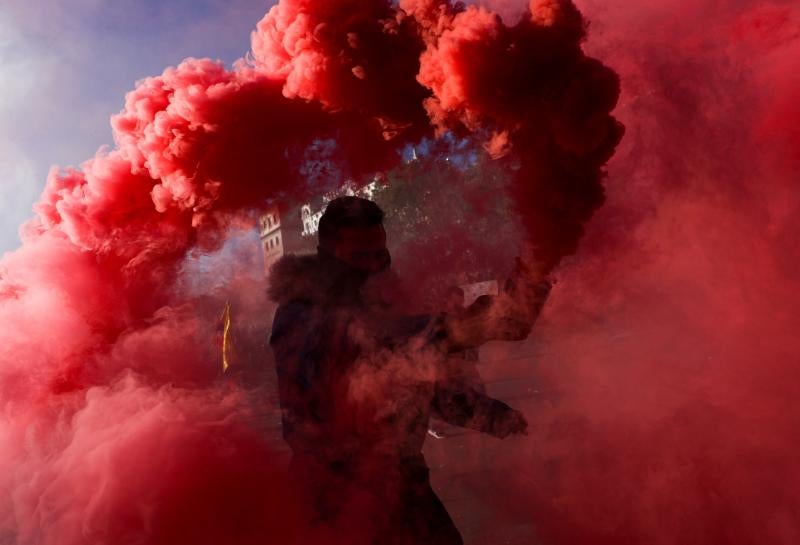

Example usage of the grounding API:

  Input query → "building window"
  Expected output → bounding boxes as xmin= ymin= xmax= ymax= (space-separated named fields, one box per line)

xmin=275 ymin=235 xmax=280 ymax=247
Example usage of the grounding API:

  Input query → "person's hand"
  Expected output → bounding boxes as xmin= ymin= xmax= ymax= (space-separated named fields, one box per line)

xmin=442 ymin=268 xmax=554 ymax=350
xmin=444 ymin=294 xmax=532 ymax=348
xmin=492 ymin=409 xmax=529 ymax=438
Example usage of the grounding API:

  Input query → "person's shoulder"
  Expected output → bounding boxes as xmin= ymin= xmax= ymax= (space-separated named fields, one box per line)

xmin=267 ymin=253 xmax=327 ymax=305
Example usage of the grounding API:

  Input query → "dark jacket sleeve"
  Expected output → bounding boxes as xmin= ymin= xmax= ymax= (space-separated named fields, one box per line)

xmin=430 ymin=358 xmax=517 ymax=437
xmin=369 ymin=313 xmax=442 ymax=349
xmin=270 ymin=300 xmax=363 ymax=460
xmin=269 ymin=300 xmax=327 ymax=453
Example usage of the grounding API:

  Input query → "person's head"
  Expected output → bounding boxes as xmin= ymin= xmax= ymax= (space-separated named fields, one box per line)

xmin=318 ymin=196 xmax=390 ymax=275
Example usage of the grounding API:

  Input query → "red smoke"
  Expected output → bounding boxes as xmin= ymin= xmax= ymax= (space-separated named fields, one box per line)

xmin=453 ymin=1 xmax=800 ymax=544
xmin=3 ymin=0 xmax=796 ymax=543
xmin=0 ymin=1 xmax=620 ymax=544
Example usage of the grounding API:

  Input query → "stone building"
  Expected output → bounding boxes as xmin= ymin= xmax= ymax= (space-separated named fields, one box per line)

xmin=258 ymin=206 xmax=285 ymax=273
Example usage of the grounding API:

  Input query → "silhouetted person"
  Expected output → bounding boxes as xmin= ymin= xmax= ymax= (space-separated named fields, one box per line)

xmin=268 ymin=196 xmax=546 ymax=545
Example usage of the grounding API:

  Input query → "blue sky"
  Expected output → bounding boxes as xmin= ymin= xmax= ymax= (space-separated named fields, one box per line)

xmin=0 ymin=0 xmax=275 ymax=253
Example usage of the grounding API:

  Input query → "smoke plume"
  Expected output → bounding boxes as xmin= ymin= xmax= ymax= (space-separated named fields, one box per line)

xmin=439 ymin=0 xmax=800 ymax=544
xmin=8 ymin=0 xmax=795 ymax=543
xmin=0 ymin=1 xmax=621 ymax=544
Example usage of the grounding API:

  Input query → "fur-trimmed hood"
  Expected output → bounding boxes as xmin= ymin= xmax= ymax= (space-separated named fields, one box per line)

xmin=267 ymin=253 xmax=367 ymax=306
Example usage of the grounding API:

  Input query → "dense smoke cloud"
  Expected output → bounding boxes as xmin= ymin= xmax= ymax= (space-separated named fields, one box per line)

xmin=462 ymin=0 xmax=800 ymax=543
xmin=4 ymin=0 xmax=793 ymax=542
xmin=0 ymin=1 xmax=621 ymax=544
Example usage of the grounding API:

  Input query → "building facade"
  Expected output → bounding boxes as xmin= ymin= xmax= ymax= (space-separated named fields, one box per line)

xmin=259 ymin=206 xmax=285 ymax=273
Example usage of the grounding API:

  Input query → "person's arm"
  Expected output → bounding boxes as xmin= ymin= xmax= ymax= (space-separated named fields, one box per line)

xmin=270 ymin=301 xmax=328 ymax=452
xmin=443 ymin=277 xmax=553 ymax=351
xmin=366 ymin=283 xmax=551 ymax=360
xmin=430 ymin=367 xmax=528 ymax=438
xmin=270 ymin=301 xmax=364 ymax=461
